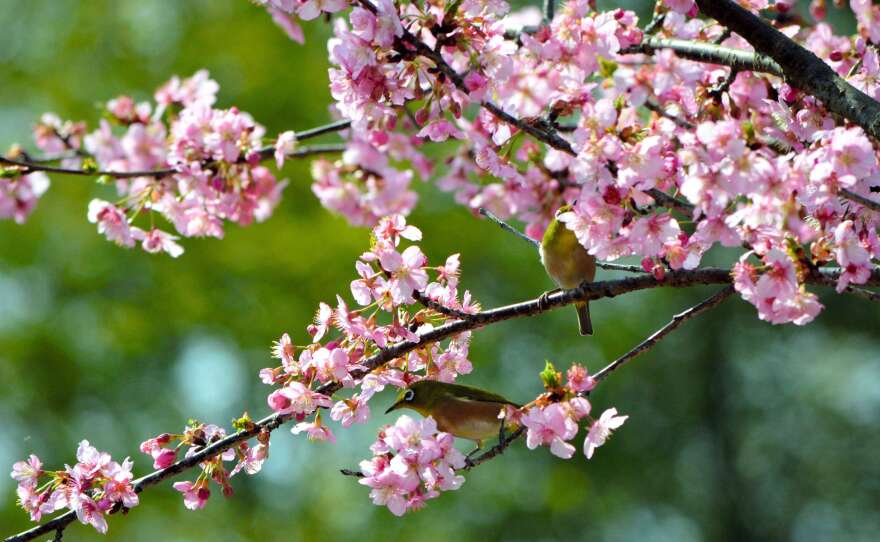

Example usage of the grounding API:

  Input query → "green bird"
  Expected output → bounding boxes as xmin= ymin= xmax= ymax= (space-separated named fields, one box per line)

xmin=385 ymin=380 xmax=520 ymax=449
xmin=540 ymin=203 xmax=597 ymax=336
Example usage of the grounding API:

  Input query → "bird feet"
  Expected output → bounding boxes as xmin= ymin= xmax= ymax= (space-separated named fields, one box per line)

xmin=464 ymin=444 xmax=483 ymax=470
xmin=538 ymin=288 xmax=561 ymax=310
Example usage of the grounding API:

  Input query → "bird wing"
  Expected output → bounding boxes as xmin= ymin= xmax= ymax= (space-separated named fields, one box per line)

xmin=443 ymin=383 xmax=520 ymax=407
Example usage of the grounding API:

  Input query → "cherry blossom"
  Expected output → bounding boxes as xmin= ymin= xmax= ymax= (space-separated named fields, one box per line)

xmin=584 ymin=408 xmax=628 ymax=459
xmin=9 ymin=442 xmax=138 ymax=533
xmin=358 ymin=415 xmax=465 ymax=516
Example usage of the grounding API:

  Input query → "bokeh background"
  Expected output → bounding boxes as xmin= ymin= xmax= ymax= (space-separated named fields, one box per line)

xmin=1 ymin=1 xmax=878 ymax=540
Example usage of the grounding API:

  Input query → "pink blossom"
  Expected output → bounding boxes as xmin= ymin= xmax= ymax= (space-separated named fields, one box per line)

xmin=267 ymin=8 xmax=304 ymax=43
xmin=358 ymin=415 xmax=465 ymax=515
xmin=291 ymin=419 xmax=337 ymax=443
xmin=0 ymin=173 xmax=50 ymax=224
xmin=231 ymin=442 xmax=269 ymax=476
xmin=297 ymin=0 xmax=347 ymax=20
xmin=584 ymin=408 xmax=628 ymax=459
xmin=417 ymin=120 xmax=465 ymax=142
xmin=10 ymin=455 xmax=42 ymax=486
xmin=267 ymin=381 xmax=333 ymax=415
xmin=74 ymin=495 xmax=109 ymax=534
xmin=833 ymin=220 xmax=872 ymax=292
xmin=102 ymin=458 xmax=139 ymax=509
xmin=271 ymin=333 xmax=296 ymax=368
xmin=310 ymin=302 xmax=334 ymax=341
xmin=173 ymin=481 xmax=211 ymax=510
xmin=330 ymin=395 xmax=371 ymax=427
xmin=566 ymin=364 xmax=596 ymax=393
xmin=381 ymin=246 xmax=429 ymax=305
xmin=274 ymin=130 xmax=297 ymax=168
xmin=522 ymin=403 xmax=579 ymax=459
xmin=87 ymin=199 xmax=136 ymax=247
xmin=135 ymin=228 xmax=184 ymax=257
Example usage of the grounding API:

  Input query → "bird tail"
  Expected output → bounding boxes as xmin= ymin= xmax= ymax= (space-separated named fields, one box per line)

xmin=576 ymin=301 xmax=593 ymax=336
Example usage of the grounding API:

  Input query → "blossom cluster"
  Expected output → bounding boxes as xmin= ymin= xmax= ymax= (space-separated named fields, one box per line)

xmin=262 ymin=215 xmax=479 ymax=444
xmin=140 ymin=417 xmax=269 ymax=511
xmin=310 ymin=133 xmax=424 ymax=227
xmin=520 ymin=362 xmax=627 ymax=460
xmin=358 ymin=415 xmax=466 ymax=516
xmin=6 ymin=71 xmax=290 ymax=257
xmin=10 ymin=441 xmax=138 ymax=534
xmin=250 ymin=0 xmax=880 ymax=326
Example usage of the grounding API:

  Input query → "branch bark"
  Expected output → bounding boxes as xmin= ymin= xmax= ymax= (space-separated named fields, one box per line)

xmin=619 ymin=36 xmax=783 ymax=77
xmin=840 ymin=188 xmax=880 ymax=213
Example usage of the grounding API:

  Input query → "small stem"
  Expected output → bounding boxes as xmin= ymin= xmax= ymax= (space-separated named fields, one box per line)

xmin=413 ymin=290 xmax=476 ymax=321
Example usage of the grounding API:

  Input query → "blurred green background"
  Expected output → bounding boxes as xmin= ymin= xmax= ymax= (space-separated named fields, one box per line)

xmin=1 ymin=1 xmax=878 ymax=541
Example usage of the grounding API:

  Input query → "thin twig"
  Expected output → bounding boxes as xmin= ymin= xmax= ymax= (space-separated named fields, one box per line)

xmin=478 ymin=208 xmax=540 ymax=249
xmin=465 ymin=427 xmax=525 ymax=468
xmin=646 ymin=188 xmax=695 ymax=214
xmin=644 ymin=100 xmax=695 ymax=130
xmin=477 ymin=207 xmax=645 ymax=273
xmin=593 ymin=286 xmax=736 ymax=382
xmin=809 ymin=273 xmax=880 ymax=303
xmin=643 ymin=11 xmax=666 ymax=35
xmin=707 ymin=68 xmax=740 ymax=99
xmin=413 ymin=291 xmax=477 ymax=321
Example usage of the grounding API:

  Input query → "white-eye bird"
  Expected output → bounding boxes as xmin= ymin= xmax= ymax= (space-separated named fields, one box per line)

xmin=539 ymin=203 xmax=597 ymax=335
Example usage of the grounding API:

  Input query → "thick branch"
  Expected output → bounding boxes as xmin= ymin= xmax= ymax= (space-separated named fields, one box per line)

xmin=619 ymin=36 xmax=783 ymax=77
xmin=695 ymin=0 xmax=880 ymax=141
xmin=840 ymin=188 xmax=880 ymax=213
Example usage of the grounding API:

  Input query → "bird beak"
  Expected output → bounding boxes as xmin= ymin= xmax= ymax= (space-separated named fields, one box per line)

xmin=385 ymin=400 xmax=402 ymax=415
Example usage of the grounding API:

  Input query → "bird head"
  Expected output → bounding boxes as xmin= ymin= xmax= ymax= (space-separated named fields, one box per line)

xmin=554 ymin=202 xmax=574 ymax=218
xmin=542 ymin=202 xmax=577 ymax=248
xmin=385 ymin=380 xmax=439 ymax=415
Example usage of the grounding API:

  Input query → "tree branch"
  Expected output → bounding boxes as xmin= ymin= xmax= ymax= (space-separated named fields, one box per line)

xmin=695 ymin=0 xmax=880 ymax=141
xmin=592 ymin=286 xmax=736 ymax=382
xmin=9 ymin=264 xmax=880 ymax=542
xmin=0 ymin=120 xmax=351 ymax=180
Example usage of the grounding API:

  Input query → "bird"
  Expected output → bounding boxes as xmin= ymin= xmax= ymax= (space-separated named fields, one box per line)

xmin=385 ymin=380 xmax=520 ymax=451
xmin=539 ymin=203 xmax=597 ymax=335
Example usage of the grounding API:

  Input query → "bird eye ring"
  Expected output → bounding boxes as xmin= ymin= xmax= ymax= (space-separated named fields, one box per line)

xmin=404 ymin=389 xmax=414 ymax=401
